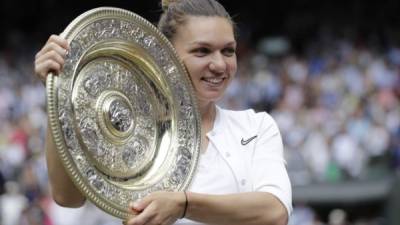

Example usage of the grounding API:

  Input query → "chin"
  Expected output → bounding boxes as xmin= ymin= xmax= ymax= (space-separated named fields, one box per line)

xmin=198 ymin=93 xmax=224 ymax=103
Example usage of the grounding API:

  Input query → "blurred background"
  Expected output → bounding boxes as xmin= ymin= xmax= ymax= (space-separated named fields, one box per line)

xmin=0 ymin=0 xmax=399 ymax=224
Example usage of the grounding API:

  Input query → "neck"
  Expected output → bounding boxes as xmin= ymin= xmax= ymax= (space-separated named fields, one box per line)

xmin=198 ymin=100 xmax=216 ymax=123
xmin=198 ymin=100 xmax=216 ymax=153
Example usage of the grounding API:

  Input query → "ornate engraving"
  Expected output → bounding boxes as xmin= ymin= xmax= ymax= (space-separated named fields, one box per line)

xmin=109 ymin=100 xmax=133 ymax=132
xmin=122 ymin=137 xmax=147 ymax=168
xmin=47 ymin=8 xmax=200 ymax=219
xmin=143 ymin=35 xmax=156 ymax=48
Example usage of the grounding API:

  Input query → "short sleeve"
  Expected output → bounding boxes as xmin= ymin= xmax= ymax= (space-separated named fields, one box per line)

xmin=251 ymin=112 xmax=293 ymax=216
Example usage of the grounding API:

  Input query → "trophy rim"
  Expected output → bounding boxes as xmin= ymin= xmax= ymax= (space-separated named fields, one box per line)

xmin=46 ymin=7 xmax=201 ymax=219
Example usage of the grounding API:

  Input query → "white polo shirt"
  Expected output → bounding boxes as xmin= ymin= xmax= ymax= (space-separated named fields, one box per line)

xmin=175 ymin=106 xmax=292 ymax=225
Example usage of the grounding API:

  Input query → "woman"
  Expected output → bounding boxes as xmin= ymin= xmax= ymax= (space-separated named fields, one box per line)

xmin=34 ymin=0 xmax=292 ymax=225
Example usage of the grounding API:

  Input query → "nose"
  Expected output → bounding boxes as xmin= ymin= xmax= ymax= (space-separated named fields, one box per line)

xmin=209 ymin=53 xmax=226 ymax=74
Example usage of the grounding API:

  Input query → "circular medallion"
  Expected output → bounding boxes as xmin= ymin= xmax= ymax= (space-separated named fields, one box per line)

xmin=46 ymin=7 xmax=200 ymax=219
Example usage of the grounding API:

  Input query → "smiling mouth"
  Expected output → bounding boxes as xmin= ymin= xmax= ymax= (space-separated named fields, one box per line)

xmin=201 ymin=77 xmax=225 ymax=85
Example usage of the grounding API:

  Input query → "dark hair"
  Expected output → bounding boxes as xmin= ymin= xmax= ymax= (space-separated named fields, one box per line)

xmin=158 ymin=0 xmax=235 ymax=41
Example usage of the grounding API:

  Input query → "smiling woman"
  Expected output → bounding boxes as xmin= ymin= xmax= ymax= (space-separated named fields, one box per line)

xmin=172 ymin=16 xmax=237 ymax=111
xmin=33 ymin=0 xmax=292 ymax=225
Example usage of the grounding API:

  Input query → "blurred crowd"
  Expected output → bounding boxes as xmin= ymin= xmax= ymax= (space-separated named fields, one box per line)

xmin=221 ymin=37 xmax=400 ymax=186
xmin=0 ymin=34 xmax=399 ymax=225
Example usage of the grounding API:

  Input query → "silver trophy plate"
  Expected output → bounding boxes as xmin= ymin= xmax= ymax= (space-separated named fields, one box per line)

xmin=46 ymin=7 xmax=200 ymax=219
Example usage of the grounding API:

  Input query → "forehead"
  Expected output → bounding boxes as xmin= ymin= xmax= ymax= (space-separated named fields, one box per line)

xmin=175 ymin=16 xmax=235 ymax=45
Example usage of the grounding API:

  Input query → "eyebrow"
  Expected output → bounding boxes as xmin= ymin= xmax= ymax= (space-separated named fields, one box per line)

xmin=189 ymin=41 xmax=237 ymax=47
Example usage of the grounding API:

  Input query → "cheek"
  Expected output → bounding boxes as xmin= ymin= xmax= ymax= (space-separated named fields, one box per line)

xmin=227 ymin=58 xmax=237 ymax=76
xmin=184 ymin=59 xmax=207 ymax=80
xmin=185 ymin=64 xmax=198 ymax=82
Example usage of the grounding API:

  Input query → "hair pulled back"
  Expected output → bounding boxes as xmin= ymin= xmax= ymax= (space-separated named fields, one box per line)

xmin=158 ymin=0 xmax=234 ymax=40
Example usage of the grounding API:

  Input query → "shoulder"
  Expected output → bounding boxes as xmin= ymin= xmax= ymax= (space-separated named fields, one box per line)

xmin=218 ymin=107 xmax=277 ymax=129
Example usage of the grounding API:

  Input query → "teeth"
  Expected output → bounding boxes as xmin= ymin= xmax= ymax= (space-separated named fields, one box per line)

xmin=203 ymin=77 xmax=223 ymax=84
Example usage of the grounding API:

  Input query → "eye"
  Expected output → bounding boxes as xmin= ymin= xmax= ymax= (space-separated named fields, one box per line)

xmin=192 ymin=47 xmax=211 ymax=57
xmin=222 ymin=47 xmax=236 ymax=57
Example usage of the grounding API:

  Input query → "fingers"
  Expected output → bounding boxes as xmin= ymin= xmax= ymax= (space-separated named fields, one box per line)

xmin=34 ymin=34 xmax=69 ymax=83
xmin=35 ymin=60 xmax=61 ymax=79
xmin=127 ymin=203 xmax=155 ymax=225
xmin=36 ymin=44 xmax=68 ymax=65
xmin=130 ymin=195 xmax=153 ymax=212
xmin=46 ymin=34 xmax=70 ymax=50
xmin=35 ymin=50 xmax=65 ymax=69
xmin=126 ymin=192 xmax=182 ymax=225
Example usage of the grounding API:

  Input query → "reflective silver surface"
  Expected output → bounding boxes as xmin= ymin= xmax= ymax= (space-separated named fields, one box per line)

xmin=46 ymin=7 xmax=200 ymax=220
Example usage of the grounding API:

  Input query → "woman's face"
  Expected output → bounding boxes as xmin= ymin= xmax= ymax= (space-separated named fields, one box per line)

xmin=172 ymin=16 xmax=237 ymax=104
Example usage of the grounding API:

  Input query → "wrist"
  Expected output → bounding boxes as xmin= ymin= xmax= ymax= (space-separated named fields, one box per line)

xmin=181 ymin=191 xmax=188 ymax=218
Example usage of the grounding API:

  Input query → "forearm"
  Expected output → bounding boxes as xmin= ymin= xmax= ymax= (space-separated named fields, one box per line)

xmin=185 ymin=192 xmax=288 ymax=225
xmin=46 ymin=126 xmax=86 ymax=207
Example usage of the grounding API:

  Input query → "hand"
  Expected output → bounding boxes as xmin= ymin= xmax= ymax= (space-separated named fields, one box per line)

xmin=126 ymin=191 xmax=186 ymax=225
xmin=34 ymin=34 xmax=69 ymax=83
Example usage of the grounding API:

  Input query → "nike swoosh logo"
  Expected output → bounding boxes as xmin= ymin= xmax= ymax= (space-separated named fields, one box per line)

xmin=241 ymin=135 xmax=258 ymax=145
